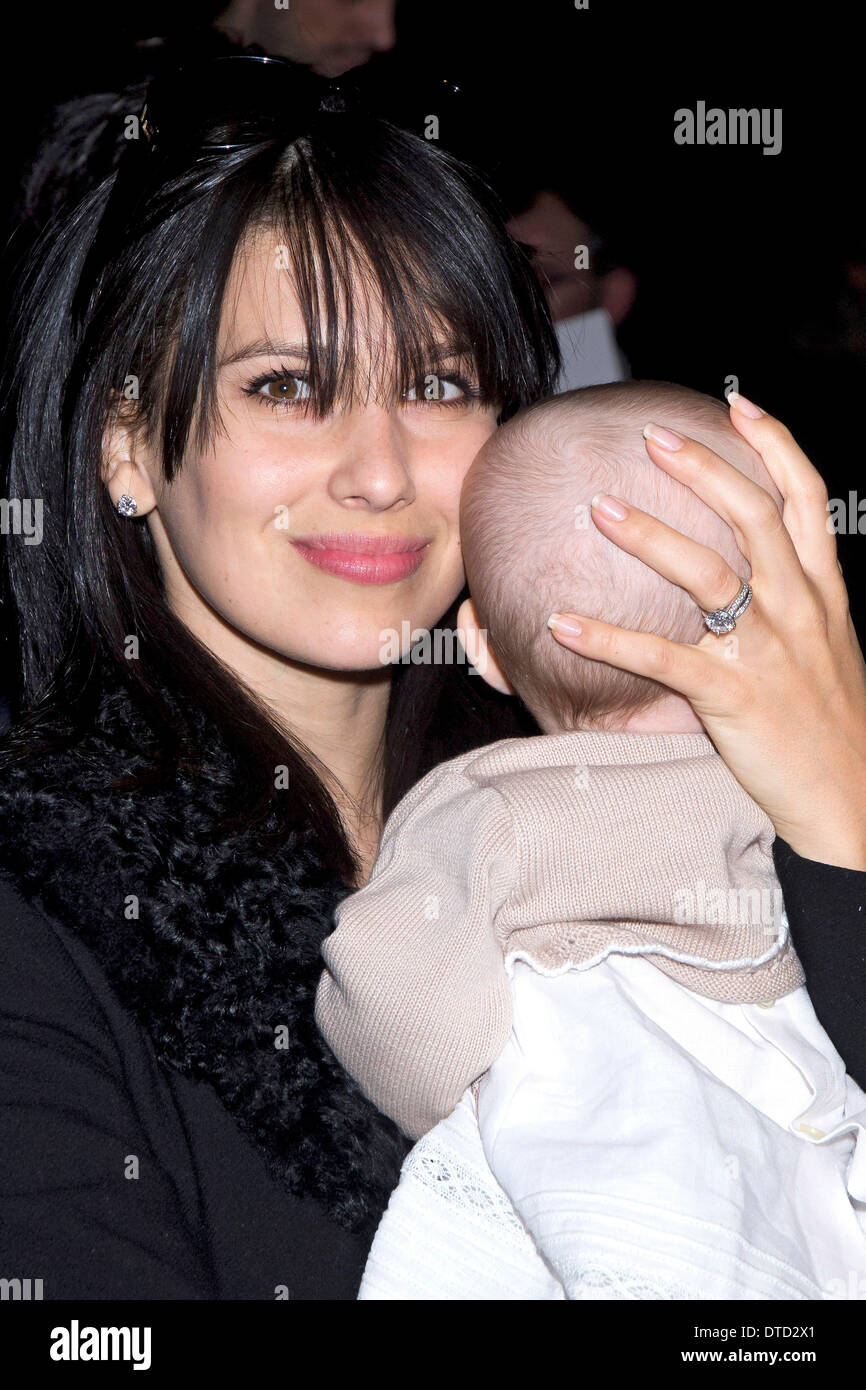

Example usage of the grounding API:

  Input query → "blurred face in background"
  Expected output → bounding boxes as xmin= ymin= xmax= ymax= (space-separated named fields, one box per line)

xmin=217 ymin=0 xmax=398 ymax=77
xmin=508 ymin=189 xmax=637 ymax=327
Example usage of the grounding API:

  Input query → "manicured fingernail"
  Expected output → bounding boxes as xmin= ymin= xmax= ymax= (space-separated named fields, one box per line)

xmin=727 ymin=391 xmax=764 ymax=419
xmin=643 ymin=422 xmax=684 ymax=450
xmin=591 ymin=492 xmax=628 ymax=521
xmin=544 ymin=606 xmax=586 ymax=633
xmin=548 ymin=612 xmax=583 ymax=636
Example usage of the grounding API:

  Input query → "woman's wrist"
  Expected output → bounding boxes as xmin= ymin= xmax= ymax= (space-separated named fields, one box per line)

xmin=775 ymin=826 xmax=866 ymax=873
xmin=770 ymin=736 xmax=866 ymax=870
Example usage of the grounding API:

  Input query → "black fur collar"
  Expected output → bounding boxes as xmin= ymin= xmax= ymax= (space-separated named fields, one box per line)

xmin=0 ymin=671 xmax=408 ymax=1236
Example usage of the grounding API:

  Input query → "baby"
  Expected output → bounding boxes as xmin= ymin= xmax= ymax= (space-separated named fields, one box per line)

xmin=316 ymin=381 xmax=866 ymax=1301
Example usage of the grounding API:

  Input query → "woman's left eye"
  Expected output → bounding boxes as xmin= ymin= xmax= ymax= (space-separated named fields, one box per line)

xmin=403 ymin=375 xmax=471 ymax=404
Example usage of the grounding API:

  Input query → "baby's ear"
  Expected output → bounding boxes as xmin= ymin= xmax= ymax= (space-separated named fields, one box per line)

xmin=456 ymin=597 xmax=515 ymax=695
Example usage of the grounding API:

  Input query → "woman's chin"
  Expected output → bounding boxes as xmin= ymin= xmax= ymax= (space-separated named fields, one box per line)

xmin=267 ymin=635 xmax=407 ymax=676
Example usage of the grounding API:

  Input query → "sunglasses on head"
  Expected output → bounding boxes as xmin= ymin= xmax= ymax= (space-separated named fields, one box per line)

xmin=72 ymin=51 xmax=468 ymax=320
xmin=137 ymin=51 xmax=466 ymax=155
xmin=138 ymin=53 xmax=343 ymax=154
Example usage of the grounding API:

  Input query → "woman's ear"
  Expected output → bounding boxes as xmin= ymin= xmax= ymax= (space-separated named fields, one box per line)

xmin=456 ymin=596 xmax=515 ymax=695
xmin=102 ymin=403 xmax=159 ymax=516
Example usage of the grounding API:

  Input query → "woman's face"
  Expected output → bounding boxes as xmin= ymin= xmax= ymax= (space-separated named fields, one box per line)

xmin=142 ymin=229 xmax=498 ymax=672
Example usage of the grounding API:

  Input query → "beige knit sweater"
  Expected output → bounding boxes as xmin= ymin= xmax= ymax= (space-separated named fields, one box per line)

xmin=316 ymin=730 xmax=805 ymax=1140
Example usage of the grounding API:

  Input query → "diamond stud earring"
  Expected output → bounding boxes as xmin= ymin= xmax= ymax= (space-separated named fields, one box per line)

xmin=116 ymin=494 xmax=138 ymax=517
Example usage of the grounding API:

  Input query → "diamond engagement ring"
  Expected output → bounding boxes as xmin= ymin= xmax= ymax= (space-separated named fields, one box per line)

xmin=702 ymin=581 xmax=753 ymax=636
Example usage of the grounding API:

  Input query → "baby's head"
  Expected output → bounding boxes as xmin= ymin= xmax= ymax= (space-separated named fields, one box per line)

xmin=459 ymin=381 xmax=781 ymax=732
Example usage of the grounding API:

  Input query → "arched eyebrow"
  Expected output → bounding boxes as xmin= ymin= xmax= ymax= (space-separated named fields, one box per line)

xmin=219 ymin=340 xmax=309 ymax=368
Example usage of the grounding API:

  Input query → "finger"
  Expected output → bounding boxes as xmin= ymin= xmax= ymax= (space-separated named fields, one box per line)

xmin=726 ymin=393 xmax=842 ymax=586
xmin=641 ymin=422 xmax=812 ymax=602
xmin=589 ymin=493 xmax=751 ymax=614
xmin=546 ymin=610 xmax=717 ymax=704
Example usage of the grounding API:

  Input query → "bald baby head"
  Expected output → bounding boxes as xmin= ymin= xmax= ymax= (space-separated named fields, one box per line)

xmin=459 ymin=381 xmax=779 ymax=730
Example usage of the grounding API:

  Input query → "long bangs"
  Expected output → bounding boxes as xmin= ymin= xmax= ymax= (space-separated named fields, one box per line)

xmin=161 ymin=116 xmax=559 ymax=473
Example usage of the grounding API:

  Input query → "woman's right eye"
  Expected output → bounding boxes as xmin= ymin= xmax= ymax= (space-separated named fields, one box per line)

xmin=244 ymin=372 xmax=312 ymax=408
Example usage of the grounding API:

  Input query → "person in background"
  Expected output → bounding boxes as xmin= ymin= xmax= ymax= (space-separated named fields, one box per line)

xmin=507 ymin=186 xmax=637 ymax=393
xmin=215 ymin=0 xmax=397 ymax=76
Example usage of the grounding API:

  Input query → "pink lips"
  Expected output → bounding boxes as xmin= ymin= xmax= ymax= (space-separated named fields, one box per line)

xmin=291 ymin=532 xmax=430 ymax=585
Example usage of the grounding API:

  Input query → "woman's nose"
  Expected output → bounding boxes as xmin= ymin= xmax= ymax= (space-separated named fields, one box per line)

xmin=329 ymin=412 xmax=416 ymax=509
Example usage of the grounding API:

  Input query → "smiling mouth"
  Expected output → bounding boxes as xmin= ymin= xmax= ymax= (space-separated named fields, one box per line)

xmin=290 ymin=533 xmax=430 ymax=586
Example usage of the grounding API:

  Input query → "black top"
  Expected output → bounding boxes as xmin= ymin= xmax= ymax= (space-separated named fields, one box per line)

xmin=773 ymin=837 xmax=866 ymax=1090
xmin=0 ymin=873 xmax=369 ymax=1300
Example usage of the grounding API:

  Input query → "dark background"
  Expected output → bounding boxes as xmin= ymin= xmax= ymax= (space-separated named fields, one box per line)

xmin=1 ymin=0 xmax=863 ymax=670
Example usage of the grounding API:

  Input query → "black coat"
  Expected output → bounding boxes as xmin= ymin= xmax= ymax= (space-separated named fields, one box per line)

xmin=0 ymin=872 xmax=376 ymax=1298
xmin=0 ymin=670 xmax=419 ymax=1299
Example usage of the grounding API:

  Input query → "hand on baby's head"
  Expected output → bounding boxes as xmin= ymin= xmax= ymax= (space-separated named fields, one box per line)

xmin=458 ymin=381 xmax=780 ymax=732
